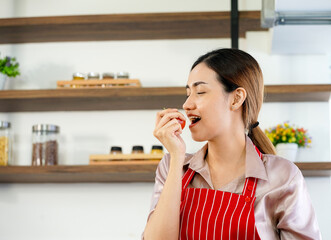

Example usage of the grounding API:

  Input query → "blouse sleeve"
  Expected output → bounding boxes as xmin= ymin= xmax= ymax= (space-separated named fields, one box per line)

xmin=275 ymin=170 xmax=322 ymax=239
xmin=146 ymin=153 xmax=170 ymax=221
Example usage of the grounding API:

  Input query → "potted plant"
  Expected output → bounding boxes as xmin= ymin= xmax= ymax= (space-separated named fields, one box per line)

xmin=0 ymin=55 xmax=20 ymax=90
xmin=264 ymin=122 xmax=312 ymax=162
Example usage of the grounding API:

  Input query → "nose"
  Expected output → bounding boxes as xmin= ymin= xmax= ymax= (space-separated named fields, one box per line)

xmin=183 ymin=94 xmax=196 ymax=111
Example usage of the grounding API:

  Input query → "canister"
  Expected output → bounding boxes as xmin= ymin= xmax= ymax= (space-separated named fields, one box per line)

xmin=102 ymin=72 xmax=115 ymax=79
xmin=132 ymin=145 xmax=144 ymax=154
xmin=32 ymin=124 xmax=59 ymax=166
xmin=151 ymin=145 xmax=163 ymax=154
xmin=72 ymin=72 xmax=85 ymax=80
xmin=0 ymin=121 xmax=11 ymax=166
xmin=116 ymin=72 xmax=129 ymax=79
xmin=110 ymin=146 xmax=122 ymax=154
xmin=87 ymin=72 xmax=100 ymax=80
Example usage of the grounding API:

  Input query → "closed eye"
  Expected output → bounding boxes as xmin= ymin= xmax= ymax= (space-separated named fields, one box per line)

xmin=197 ymin=92 xmax=206 ymax=95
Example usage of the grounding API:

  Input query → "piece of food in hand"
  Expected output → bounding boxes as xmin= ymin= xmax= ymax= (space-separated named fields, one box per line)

xmin=176 ymin=118 xmax=186 ymax=129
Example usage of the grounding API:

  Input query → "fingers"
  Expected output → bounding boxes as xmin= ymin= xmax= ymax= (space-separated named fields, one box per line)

xmin=154 ymin=117 xmax=182 ymax=139
xmin=155 ymin=108 xmax=177 ymax=126
xmin=155 ymin=108 xmax=186 ymax=129
xmin=156 ymin=112 xmax=185 ymax=131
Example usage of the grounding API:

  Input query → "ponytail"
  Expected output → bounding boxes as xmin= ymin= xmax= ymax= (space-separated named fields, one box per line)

xmin=248 ymin=126 xmax=276 ymax=155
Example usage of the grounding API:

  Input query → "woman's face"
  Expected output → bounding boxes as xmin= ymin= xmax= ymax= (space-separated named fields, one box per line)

xmin=183 ymin=62 xmax=233 ymax=142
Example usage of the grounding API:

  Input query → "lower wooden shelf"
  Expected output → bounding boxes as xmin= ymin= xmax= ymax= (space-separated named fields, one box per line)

xmin=0 ymin=161 xmax=329 ymax=183
xmin=0 ymin=161 xmax=159 ymax=183
xmin=295 ymin=162 xmax=331 ymax=177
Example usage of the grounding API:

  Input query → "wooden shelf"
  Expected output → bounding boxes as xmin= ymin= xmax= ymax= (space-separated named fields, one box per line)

xmin=0 ymin=161 xmax=159 ymax=183
xmin=0 ymin=87 xmax=185 ymax=112
xmin=0 ymin=11 xmax=264 ymax=44
xmin=0 ymin=84 xmax=330 ymax=112
xmin=295 ymin=162 xmax=331 ymax=177
xmin=265 ymin=84 xmax=331 ymax=102
xmin=0 ymin=161 xmax=329 ymax=183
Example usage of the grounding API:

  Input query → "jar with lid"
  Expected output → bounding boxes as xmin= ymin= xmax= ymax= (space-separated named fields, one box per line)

xmin=87 ymin=72 xmax=100 ymax=80
xmin=132 ymin=145 xmax=144 ymax=154
xmin=110 ymin=146 xmax=122 ymax=154
xmin=72 ymin=72 xmax=85 ymax=80
xmin=102 ymin=72 xmax=115 ymax=79
xmin=116 ymin=72 xmax=129 ymax=79
xmin=72 ymin=72 xmax=85 ymax=88
xmin=0 ymin=121 xmax=11 ymax=166
xmin=151 ymin=145 xmax=163 ymax=154
xmin=32 ymin=124 xmax=59 ymax=166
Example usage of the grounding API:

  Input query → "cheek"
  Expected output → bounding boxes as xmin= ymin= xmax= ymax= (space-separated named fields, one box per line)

xmin=204 ymin=101 xmax=231 ymax=128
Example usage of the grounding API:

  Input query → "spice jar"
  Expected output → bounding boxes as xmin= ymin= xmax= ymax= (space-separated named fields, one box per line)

xmin=110 ymin=146 xmax=122 ymax=154
xmin=151 ymin=145 xmax=163 ymax=154
xmin=102 ymin=72 xmax=115 ymax=79
xmin=72 ymin=72 xmax=85 ymax=88
xmin=132 ymin=145 xmax=144 ymax=154
xmin=72 ymin=72 xmax=85 ymax=80
xmin=87 ymin=72 xmax=100 ymax=80
xmin=0 ymin=121 xmax=11 ymax=166
xmin=116 ymin=72 xmax=129 ymax=79
xmin=32 ymin=124 xmax=59 ymax=166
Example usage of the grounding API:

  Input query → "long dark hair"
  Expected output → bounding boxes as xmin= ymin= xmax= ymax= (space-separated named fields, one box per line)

xmin=192 ymin=48 xmax=276 ymax=154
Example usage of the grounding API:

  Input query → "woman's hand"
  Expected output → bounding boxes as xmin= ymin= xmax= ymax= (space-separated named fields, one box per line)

xmin=153 ymin=108 xmax=186 ymax=163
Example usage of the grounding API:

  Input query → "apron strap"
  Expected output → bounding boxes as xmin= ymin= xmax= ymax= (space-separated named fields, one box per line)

xmin=242 ymin=177 xmax=258 ymax=203
xmin=181 ymin=168 xmax=195 ymax=201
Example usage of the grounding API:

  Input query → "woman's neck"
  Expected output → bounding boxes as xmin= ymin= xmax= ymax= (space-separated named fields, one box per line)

xmin=206 ymin=131 xmax=246 ymax=170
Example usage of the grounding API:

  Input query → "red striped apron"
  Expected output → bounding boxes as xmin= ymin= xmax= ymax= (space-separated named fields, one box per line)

xmin=180 ymin=147 xmax=262 ymax=240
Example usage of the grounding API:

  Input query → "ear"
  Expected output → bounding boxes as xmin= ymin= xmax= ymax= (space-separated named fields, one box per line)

xmin=230 ymin=87 xmax=247 ymax=111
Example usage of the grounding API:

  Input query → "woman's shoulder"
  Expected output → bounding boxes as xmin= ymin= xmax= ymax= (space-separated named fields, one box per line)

xmin=261 ymin=153 xmax=302 ymax=184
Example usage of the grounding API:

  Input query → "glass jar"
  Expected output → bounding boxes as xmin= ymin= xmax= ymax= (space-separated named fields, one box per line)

xmin=87 ymin=72 xmax=100 ymax=80
xmin=32 ymin=124 xmax=59 ymax=166
xmin=116 ymin=72 xmax=129 ymax=79
xmin=0 ymin=121 xmax=11 ymax=166
xmin=102 ymin=72 xmax=115 ymax=79
xmin=72 ymin=72 xmax=85 ymax=80
xmin=110 ymin=146 xmax=122 ymax=154
xmin=132 ymin=145 xmax=144 ymax=154
xmin=151 ymin=145 xmax=163 ymax=154
xmin=72 ymin=72 xmax=85 ymax=88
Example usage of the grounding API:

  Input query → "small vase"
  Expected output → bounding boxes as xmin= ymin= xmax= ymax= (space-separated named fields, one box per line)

xmin=276 ymin=143 xmax=298 ymax=162
xmin=0 ymin=73 xmax=7 ymax=90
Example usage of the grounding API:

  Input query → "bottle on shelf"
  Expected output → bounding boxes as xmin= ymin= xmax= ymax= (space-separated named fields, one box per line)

xmin=32 ymin=124 xmax=59 ymax=166
xmin=0 ymin=121 xmax=11 ymax=166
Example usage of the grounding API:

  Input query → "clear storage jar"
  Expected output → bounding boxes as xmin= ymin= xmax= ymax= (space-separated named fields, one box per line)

xmin=0 ymin=121 xmax=11 ymax=166
xmin=32 ymin=124 xmax=59 ymax=166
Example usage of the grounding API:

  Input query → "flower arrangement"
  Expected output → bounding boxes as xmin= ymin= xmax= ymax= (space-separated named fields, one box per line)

xmin=0 ymin=55 xmax=20 ymax=77
xmin=264 ymin=122 xmax=312 ymax=148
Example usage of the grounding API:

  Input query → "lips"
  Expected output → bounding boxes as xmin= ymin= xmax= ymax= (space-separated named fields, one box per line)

xmin=187 ymin=114 xmax=201 ymax=128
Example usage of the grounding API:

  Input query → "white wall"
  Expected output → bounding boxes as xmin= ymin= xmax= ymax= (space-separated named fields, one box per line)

xmin=1 ymin=1 xmax=331 ymax=239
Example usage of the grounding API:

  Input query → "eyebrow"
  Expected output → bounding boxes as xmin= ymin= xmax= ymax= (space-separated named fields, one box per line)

xmin=185 ymin=81 xmax=208 ymax=89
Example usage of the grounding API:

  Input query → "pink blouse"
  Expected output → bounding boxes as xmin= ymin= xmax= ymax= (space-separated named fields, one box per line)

xmin=146 ymin=136 xmax=321 ymax=239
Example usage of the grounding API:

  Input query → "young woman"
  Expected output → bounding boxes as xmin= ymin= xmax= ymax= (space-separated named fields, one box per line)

xmin=143 ymin=49 xmax=321 ymax=239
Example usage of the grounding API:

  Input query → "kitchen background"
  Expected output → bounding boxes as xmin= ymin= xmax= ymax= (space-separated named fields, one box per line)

xmin=0 ymin=0 xmax=331 ymax=239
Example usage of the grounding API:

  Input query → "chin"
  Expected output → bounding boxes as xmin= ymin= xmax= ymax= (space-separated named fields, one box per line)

xmin=191 ymin=133 xmax=208 ymax=142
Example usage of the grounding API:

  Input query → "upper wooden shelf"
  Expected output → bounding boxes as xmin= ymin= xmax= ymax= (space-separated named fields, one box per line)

xmin=0 ymin=161 xmax=329 ymax=183
xmin=0 ymin=84 xmax=330 ymax=112
xmin=265 ymin=84 xmax=331 ymax=102
xmin=0 ymin=11 xmax=264 ymax=44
